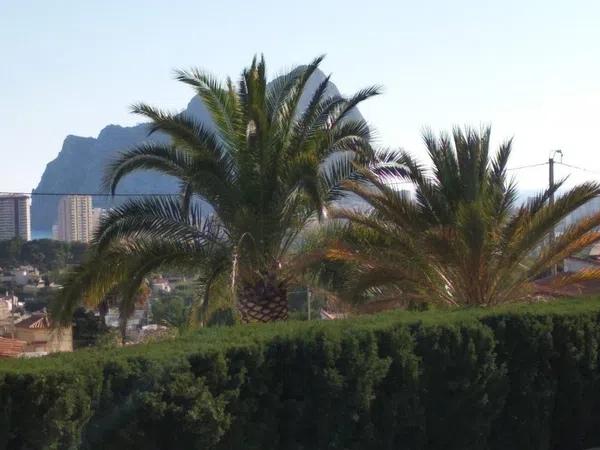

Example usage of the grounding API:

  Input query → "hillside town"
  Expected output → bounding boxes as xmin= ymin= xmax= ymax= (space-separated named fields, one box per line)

xmin=0 ymin=262 xmax=179 ymax=358
xmin=0 ymin=193 xmax=187 ymax=357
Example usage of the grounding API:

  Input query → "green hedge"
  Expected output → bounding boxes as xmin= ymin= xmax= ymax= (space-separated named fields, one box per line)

xmin=2 ymin=299 xmax=600 ymax=449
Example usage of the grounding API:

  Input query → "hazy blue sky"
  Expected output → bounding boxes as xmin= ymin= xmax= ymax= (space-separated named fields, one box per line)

xmin=1 ymin=0 xmax=599 ymax=192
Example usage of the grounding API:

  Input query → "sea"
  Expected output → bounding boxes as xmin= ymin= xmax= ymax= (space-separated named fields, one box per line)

xmin=31 ymin=230 xmax=52 ymax=240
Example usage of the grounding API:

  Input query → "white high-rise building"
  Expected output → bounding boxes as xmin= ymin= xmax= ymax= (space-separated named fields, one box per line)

xmin=55 ymin=195 xmax=93 ymax=243
xmin=90 ymin=207 xmax=107 ymax=239
xmin=0 ymin=194 xmax=31 ymax=241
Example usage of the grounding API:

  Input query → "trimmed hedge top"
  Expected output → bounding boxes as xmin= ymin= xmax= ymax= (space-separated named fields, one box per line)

xmin=5 ymin=298 xmax=600 ymax=374
xmin=2 ymin=298 xmax=600 ymax=450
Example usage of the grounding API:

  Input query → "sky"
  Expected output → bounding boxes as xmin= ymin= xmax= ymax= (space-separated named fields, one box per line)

xmin=1 ymin=0 xmax=599 ymax=193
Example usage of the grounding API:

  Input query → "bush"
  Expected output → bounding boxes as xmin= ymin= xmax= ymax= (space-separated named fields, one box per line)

xmin=72 ymin=308 xmax=109 ymax=349
xmin=150 ymin=293 xmax=192 ymax=328
xmin=0 ymin=238 xmax=88 ymax=273
xmin=2 ymin=299 xmax=600 ymax=449
xmin=206 ymin=307 xmax=239 ymax=327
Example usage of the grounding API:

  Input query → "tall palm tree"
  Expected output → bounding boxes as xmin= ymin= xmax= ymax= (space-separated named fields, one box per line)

xmin=307 ymin=127 xmax=600 ymax=308
xmin=53 ymin=55 xmax=379 ymax=324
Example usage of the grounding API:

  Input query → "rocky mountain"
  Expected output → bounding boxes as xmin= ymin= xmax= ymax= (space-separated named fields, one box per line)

xmin=32 ymin=70 xmax=361 ymax=231
xmin=31 ymin=97 xmax=208 ymax=231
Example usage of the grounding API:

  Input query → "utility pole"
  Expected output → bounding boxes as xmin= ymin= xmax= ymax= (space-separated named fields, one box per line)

xmin=10 ymin=294 xmax=15 ymax=339
xmin=549 ymin=150 xmax=563 ymax=276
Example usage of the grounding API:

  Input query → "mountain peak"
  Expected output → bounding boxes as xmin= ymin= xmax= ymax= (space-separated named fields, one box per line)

xmin=31 ymin=71 xmax=361 ymax=230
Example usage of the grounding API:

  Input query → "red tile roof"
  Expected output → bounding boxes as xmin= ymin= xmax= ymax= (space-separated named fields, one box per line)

xmin=0 ymin=336 xmax=26 ymax=358
xmin=15 ymin=314 xmax=51 ymax=329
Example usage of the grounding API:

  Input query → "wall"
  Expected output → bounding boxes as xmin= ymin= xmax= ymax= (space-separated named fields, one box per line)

xmin=14 ymin=326 xmax=73 ymax=353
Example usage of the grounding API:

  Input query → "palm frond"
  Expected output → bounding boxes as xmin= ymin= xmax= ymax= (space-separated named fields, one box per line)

xmin=94 ymin=196 xmax=227 ymax=252
xmin=57 ymin=55 xmax=379 ymax=324
xmin=328 ymin=85 xmax=382 ymax=129
xmin=103 ymin=143 xmax=191 ymax=194
xmin=268 ymin=55 xmax=325 ymax=125
xmin=173 ymin=67 xmax=242 ymax=149
xmin=322 ymin=126 xmax=600 ymax=308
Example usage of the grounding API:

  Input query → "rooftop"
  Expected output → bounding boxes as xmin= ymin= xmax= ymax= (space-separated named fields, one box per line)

xmin=15 ymin=313 xmax=51 ymax=329
xmin=0 ymin=193 xmax=30 ymax=199
xmin=0 ymin=336 xmax=26 ymax=358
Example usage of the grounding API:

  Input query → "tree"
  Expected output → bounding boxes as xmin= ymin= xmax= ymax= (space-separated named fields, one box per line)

xmin=309 ymin=126 xmax=600 ymax=308
xmin=0 ymin=238 xmax=88 ymax=272
xmin=72 ymin=307 xmax=109 ymax=349
xmin=0 ymin=238 xmax=24 ymax=268
xmin=116 ymin=281 xmax=151 ymax=344
xmin=53 ymin=55 xmax=379 ymax=324
xmin=151 ymin=293 xmax=191 ymax=329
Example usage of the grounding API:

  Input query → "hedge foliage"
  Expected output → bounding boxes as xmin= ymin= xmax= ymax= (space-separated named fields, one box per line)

xmin=2 ymin=299 xmax=600 ymax=449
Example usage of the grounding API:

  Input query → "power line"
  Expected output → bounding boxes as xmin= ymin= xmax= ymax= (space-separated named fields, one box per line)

xmin=506 ymin=162 xmax=548 ymax=171
xmin=556 ymin=162 xmax=600 ymax=176
xmin=2 ymin=160 xmax=596 ymax=199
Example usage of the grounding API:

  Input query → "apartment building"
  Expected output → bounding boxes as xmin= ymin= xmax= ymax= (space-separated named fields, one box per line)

xmin=0 ymin=194 xmax=31 ymax=241
xmin=55 ymin=195 xmax=93 ymax=243
xmin=90 ymin=207 xmax=107 ymax=238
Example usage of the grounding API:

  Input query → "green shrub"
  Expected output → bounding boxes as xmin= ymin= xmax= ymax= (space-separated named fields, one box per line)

xmin=549 ymin=312 xmax=600 ymax=450
xmin=207 ymin=307 xmax=239 ymax=327
xmin=150 ymin=291 xmax=194 ymax=329
xmin=483 ymin=312 xmax=556 ymax=450
xmin=413 ymin=321 xmax=506 ymax=450
xmin=2 ymin=299 xmax=600 ymax=449
xmin=72 ymin=308 xmax=109 ymax=349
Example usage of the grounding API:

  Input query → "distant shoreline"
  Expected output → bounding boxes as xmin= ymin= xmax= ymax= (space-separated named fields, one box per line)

xmin=31 ymin=230 xmax=52 ymax=240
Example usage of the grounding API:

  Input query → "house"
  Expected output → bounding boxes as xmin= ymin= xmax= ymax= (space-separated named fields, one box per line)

xmin=564 ymin=243 xmax=600 ymax=272
xmin=0 ymin=266 xmax=40 ymax=286
xmin=0 ymin=336 xmax=26 ymax=358
xmin=0 ymin=297 xmax=12 ymax=321
xmin=0 ymin=293 xmax=22 ymax=336
xmin=0 ymin=299 xmax=12 ymax=335
xmin=0 ymin=270 xmax=18 ymax=285
xmin=564 ymin=256 xmax=600 ymax=273
xmin=0 ymin=292 xmax=18 ymax=309
xmin=14 ymin=313 xmax=73 ymax=355
xmin=0 ymin=270 xmax=13 ymax=284
xmin=14 ymin=266 xmax=39 ymax=286
xmin=151 ymin=277 xmax=172 ymax=294
xmin=104 ymin=306 xmax=149 ymax=341
xmin=532 ymin=272 xmax=600 ymax=298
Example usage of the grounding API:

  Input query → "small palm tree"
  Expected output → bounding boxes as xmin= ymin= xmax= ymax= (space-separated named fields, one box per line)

xmin=308 ymin=126 xmax=600 ymax=308
xmin=53 ymin=55 xmax=379 ymax=324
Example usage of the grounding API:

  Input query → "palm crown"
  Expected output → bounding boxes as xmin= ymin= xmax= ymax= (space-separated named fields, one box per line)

xmin=53 ymin=55 xmax=380 ymax=324
xmin=310 ymin=127 xmax=600 ymax=308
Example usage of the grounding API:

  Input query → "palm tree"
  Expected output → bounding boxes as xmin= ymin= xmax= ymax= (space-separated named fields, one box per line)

xmin=307 ymin=126 xmax=600 ymax=308
xmin=53 ymin=55 xmax=379 ymax=325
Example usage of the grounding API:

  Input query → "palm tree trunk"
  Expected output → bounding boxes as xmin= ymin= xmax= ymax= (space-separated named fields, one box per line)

xmin=119 ymin=316 xmax=128 ymax=345
xmin=98 ymin=299 xmax=109 ymax=327
xmin=238 ymin=272 xmax=288 ymax=322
